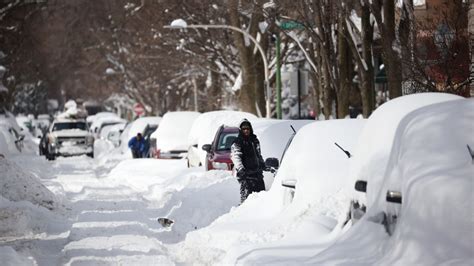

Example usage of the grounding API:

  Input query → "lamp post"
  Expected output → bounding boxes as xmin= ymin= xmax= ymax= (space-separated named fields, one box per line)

xmin=164 ymin=19 xmax=271 ymax=118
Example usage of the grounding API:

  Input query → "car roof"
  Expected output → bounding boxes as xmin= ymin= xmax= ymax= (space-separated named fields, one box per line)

xmin=221 ymin=126 xmax=239 ymax=133
xmin=53 ymin=118 xmax=86 ymax=123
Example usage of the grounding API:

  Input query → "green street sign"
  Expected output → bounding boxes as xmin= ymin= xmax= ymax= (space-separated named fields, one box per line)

xmin=279 ymin=20 xmax=304 ymax=30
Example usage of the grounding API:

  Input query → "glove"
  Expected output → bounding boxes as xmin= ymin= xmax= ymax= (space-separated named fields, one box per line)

xmin=237 ymin=169 xmax=246 ymax=179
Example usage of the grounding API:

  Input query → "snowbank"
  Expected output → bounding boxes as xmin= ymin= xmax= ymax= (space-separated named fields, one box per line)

xmin=106 ymin=158 xmax=240 ymax=243
xmin=0 ymin=246 xmax=35 ymax=266
xmin=0 ymin=157 xmax=68 ymax=242
xmin=0 ymin=158 xmax=58 ymax=210
xmin=172 ymin=119 xmax=366 ymax=265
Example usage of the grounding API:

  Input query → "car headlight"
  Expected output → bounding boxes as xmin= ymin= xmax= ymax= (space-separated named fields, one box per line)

xmin=212 ymin=162 xmax=229 ymax=170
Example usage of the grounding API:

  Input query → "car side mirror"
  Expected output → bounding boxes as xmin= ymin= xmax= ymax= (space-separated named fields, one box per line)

xmin=265 ymin=157 xmax=279 ymax=169
xmin=355 ymin=180 xmax=367 ymax=193
xmin=202 ymin=144 xmax=211 ymax=152
xmin=192 ymin=144 xmax=198 ymax=148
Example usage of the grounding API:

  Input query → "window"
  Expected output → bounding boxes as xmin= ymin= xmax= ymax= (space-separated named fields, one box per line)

xmin=53 ymin=122 xmax=87 ymax=131
xmin=217 ymin=132 xmax=238 ymax=151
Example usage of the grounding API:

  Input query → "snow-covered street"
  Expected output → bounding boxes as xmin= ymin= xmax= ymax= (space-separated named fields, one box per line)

xmin=1 ymin=153 xmax=239 ymax=265
xmin=1 ymin=95 xmax=473 ymax=266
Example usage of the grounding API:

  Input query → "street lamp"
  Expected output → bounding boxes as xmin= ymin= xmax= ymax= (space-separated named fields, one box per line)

xmin=164 ymin=19 xmax=271 ymax=118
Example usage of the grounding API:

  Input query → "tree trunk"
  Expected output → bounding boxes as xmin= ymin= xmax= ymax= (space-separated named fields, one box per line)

xmin=337 ymin=9 xmax=351 ymax=118
xmin=228 ymin=0 xmax=266 ymax=116
xmin=382 ymin=0 xmax=402 ymax=99
xmin=360 ymin=3 xmax=375 ymax=117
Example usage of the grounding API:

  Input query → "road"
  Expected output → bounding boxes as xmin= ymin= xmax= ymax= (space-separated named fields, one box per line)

xmin=3 ymin=154 xmax=237 ymax=265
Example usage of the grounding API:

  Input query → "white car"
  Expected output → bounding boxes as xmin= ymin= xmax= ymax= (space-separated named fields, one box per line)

xmin=45 ymin=119 xmax=94 ymax=160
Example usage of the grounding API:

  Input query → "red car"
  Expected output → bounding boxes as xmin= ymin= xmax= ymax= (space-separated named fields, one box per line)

xmin=202 ymin=125 xmax=239 ymax=171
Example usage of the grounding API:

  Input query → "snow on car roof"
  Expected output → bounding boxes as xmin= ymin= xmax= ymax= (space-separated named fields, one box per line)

xmin=151 ymin=111 xmax=201 ymax=151
xmin=188 ymin=110 xmax=258 ymax=148
xmin=127 ymin=116 xmax=162 ymax=138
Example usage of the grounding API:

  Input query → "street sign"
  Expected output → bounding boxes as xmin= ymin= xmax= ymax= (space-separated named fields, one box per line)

xmin=279 ymin=20 xmax=304 ymax=30
xmin=133 ymin=103 xmax=145 ymax=116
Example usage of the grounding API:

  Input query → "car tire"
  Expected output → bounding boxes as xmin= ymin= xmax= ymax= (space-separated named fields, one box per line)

xmin=87 ymin=152 xmax=94 ymax=158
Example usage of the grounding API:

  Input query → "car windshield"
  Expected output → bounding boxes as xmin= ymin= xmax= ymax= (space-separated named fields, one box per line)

xmin=52 ymin=122 xmax=87 ymax=131
xmin=216 ymin=132 xmax=238 ymax=151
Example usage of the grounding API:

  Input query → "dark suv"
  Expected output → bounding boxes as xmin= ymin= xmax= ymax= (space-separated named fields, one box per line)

xmin=202 ymin=125 xmax=239 ymax=171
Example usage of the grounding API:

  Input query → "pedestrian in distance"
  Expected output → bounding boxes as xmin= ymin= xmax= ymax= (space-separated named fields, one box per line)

xmin=231 ymin=119 xmax=268 ymax=203
xmin=128 ymin=133 xmax=146 ymax=158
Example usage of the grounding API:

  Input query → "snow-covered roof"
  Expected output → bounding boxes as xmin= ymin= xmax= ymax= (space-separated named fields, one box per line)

xmin=151 ymin=111 xmax=200 ymax=151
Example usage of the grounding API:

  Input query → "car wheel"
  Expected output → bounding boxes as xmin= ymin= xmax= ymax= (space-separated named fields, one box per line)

xmin=87 ymin=152 xmax=94 ymax=158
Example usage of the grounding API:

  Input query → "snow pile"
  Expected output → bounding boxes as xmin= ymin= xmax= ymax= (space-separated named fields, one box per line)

xmin=57 ymin=100 xmax=87 ymax=119
xmin=0 ymin=157 xmax=58 ymax=210
xmin=151 ymin=111 xmax=201 ymax=152
xmin=0 ymin=246 xmax=35 ymax=266
xmin=0 ymin=157 xmax=67 ymax=239
xmin=106 ymin=158 xmax=239 ymax=243
xmin=172 ymin=119 xmax=366 ymax=264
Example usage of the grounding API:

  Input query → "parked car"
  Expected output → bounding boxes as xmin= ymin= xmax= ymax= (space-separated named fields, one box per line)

xmin=202 ymin=125 xmax=239 ymax=171
xmin=106 ymin=123 xmax=127 ymax=148
xmin=44 ymin=118 xmax=94 ymax=160
xmin=345 ymin=93 xmax=463 ymax=226
xmin=187 ymin=110 xmax=258 ymax=168
xmin=150 ymin=111 xmax=200 ymax=159
xmin=90 ymin=115 xmax=126 ymax=139
xmin=0 ymin=120 xmax=25 ymax=153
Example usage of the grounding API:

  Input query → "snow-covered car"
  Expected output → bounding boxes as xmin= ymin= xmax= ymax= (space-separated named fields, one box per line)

xmin=45 ymin=119 xmax=94 ymax=160
xmin=105 ymin=123 xmax=127 ymax=148
xmin=89 ymin=115 xmax=126 ymax=139
xmin=150 ymin=111 xmax=200 ymax=159
xmin=86 ymin=111 xmax=120 ymax=130
xmin=187 ymin=110 xmax=258 ymax=168
xmin=298 ymin=98 xmax=474 ymax=265
xmin=345 ymin=93 xmax=463 ymax=226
